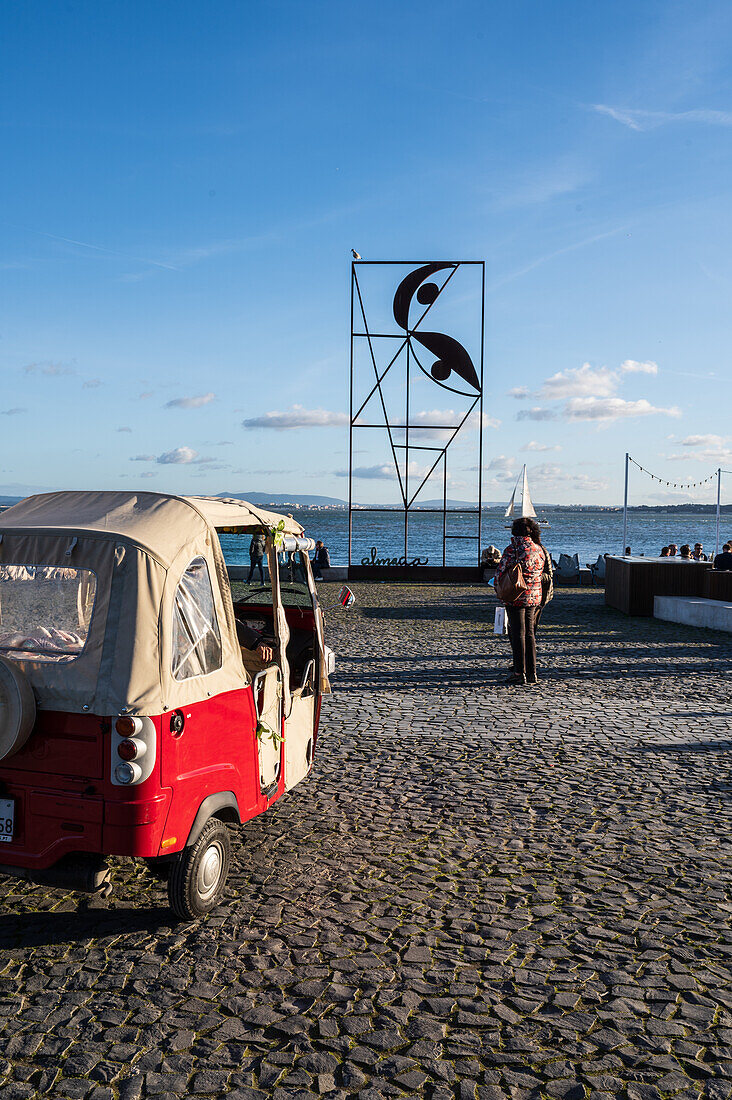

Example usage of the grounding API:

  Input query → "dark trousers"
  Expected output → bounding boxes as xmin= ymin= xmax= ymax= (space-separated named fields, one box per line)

xmin=247 ymin=559 xmax=264 ymax=583
xmin=506 ymin=606 xmax=537 ymax=679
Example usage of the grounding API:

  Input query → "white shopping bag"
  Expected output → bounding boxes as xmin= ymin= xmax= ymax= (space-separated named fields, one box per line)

xmin=493 ymin=606 xmax=508 ymax=634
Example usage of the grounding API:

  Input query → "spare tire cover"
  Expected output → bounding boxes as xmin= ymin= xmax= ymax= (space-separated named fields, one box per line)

xmin=0 ymin=656 xmax=36 ymax=761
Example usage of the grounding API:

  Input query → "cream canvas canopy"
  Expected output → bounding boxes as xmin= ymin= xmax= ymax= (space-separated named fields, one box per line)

xmin=0 ymin=490 xmax=307 ymax=716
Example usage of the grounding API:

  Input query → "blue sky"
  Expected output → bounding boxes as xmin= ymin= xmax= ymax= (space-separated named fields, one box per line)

xmin=1 ymin=0 xmax=731 ymax=505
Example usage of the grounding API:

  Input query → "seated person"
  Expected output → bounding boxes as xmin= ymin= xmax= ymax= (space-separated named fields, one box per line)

xmin=660 ymin=546 xmax=670 ymax=557
xmin=481 ymin=545 xmax=501 ymax=567
xmin=679 ymin=544 xmax=692 ymax=559
xmin=311 ymin=540 xmax=330 ymax=579
xmin=714 ymin=542 xmax=732 ymax=571
xmin=235 ymin=617 xmax=275 ymax=664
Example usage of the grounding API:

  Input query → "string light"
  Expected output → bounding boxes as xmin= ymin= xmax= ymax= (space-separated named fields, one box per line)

xmin=628 ymin=456 xmax=717 ymax=491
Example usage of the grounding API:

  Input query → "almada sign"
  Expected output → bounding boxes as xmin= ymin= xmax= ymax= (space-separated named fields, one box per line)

xmin=360 ymin=546 xmax=429 ymax=568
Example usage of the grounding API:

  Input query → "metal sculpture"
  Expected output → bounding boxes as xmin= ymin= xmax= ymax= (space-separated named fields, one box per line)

xmin=349 ymin=260 xmax=485 ymax=570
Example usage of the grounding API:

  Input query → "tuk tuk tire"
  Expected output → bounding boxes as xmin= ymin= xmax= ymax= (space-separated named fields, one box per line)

xmin=167 ymin=818 xmax=231 ymax=920
xmin=0 ymin=655 xmax=36 ymax=762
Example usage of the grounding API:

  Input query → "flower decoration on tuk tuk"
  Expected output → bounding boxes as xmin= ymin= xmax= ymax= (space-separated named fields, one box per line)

xmin=256 ymin=719 xmax=284 ymax=746
xmin=269 ymin=519 xmax=286 ymax=550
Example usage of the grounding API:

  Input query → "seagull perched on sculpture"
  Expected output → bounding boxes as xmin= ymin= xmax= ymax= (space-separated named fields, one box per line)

xmin=351 ymin=249 xmax=361 ymax=259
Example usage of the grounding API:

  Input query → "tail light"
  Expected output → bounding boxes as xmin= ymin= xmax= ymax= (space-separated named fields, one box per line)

xmin=110 ymin=716 xmax=157 ymax=786
xmin=117 ymin=738 xmax=146 ymax=761
xmin=116 ymin=716 xmax=142 ymax=737
xmin=115 ymin=761 xmax=142 ymax=785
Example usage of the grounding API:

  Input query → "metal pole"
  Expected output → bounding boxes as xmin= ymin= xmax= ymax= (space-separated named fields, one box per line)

xmin=442 ymin=453 xmax=447 ymax=568
xmin=477 ymin=261 xmax=485 ymax=566
xmin=348 ymin=264 xmax=355 ymax=569
xmin=404 ymin=332 xmax=409 ymax=561
xmin=715 ymin=467 xmax=722 ymax=559
xmin=622 ymin=452 xmax=629 ymax=555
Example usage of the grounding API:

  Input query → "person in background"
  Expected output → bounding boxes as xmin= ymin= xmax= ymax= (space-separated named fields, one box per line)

xmin=312 ymin=540 xmax=331 ymax=579
xmin=679 ymin=544 xmax=692 ymax=560
xmin=625 ymin=546 xmax=632 ymax=556
xmin=668 ymin=543 xmax=678 ymax=556
xmin=714 ymin=542 xmax=732 ymax=570
xmin=692 ymin=543 xmax=707 ymax=561
xmin=247 ymin=528 xmax=266 ymax=584
xmin=660 ymin=546 xmax=670 ymax=557
xmin=496 ymin=516 xmax=547 ymax=687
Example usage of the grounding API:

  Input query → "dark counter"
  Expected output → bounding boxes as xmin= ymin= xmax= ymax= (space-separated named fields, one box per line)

xmin=605 ymin=556 xmax=712 ymax=616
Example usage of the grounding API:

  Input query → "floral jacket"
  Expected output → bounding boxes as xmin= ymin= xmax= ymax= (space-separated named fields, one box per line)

xmin=496 ymin=535 xmax=547 ymax=608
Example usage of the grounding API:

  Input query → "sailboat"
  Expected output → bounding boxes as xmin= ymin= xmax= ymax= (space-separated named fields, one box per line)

xmin=504 ymin=465 xmax=550 ymax=529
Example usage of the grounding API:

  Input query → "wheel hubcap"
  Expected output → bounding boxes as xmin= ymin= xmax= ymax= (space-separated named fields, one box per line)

xmin=197 ymin=841 xmax=224 ymax=902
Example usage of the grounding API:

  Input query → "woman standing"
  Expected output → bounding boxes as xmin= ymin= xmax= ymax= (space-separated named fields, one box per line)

xmin=496 ymin=517 xmax=547 ymax=686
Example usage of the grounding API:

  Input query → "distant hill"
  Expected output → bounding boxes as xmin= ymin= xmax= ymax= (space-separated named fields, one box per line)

xmin=217 ymin=491 xmax=348 ymax=507
xmin=416 ymin=498 xmax=506 ymax=509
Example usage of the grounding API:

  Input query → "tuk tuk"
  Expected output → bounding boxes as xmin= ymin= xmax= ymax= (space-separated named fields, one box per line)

xmin=0 ymin=491 xmax=331 ymax=918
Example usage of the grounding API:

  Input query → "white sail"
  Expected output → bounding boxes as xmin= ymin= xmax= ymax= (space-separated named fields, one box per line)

xmin=504 ymin=465 xmax=537 ymax=520
xmin=520 ymin=465 xmax=537 ymax=518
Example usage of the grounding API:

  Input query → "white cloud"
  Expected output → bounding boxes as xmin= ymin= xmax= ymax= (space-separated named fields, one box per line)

xmin=338 ymin=459 xmax=452 ymax=485
xmin=667 ymin=433 xmax=732 ymax=463
xmin=242 ymin=405 xmax=349 ymax=430
xmin=521 ymin=441 xmax=561 ymax=452
xmin=83 ymin=378 xmax=102 ymax=389
xmin=507 ymin=386 xmax=530 ymax=399
xmin=563 ymin=397 xmax=681 ymax=421
xmin=594 ymin=104 xmax=732 ymax=131
xmin=540 ymin=363 xmax=617 ymax=400
xmin=516 ymin=406 xmax=559 ymax=422
xmin=394 ymin=408 xmax=500 ymax=440
xmin=620 ymin=359 xmax=658 ymax=375
xmin=1 ymin=407 xmax=27 ymax=416
xmin=24 ymin=362 xmax=74 ymax=377
xmin=485 ymin=455 xmax=517 ymax=481
xmin=680 ymin=434 xmax=726 ymax=448
xmin=140 ymin=471 xmax=157 ymax=479
xmin=116 ymin=426 xmax=132 ymax=433
xmin=131 ymin=454 xmax=156 ymax=462
xmin=166 ymin=392 xmax=216 ymax=409
xmin=345 ymin=464 xmax=397 ymax=481
xmin=157 ymin=446 xmax=199 ymax=465
xmin=530 ymin=463 xmax=564 ymax=481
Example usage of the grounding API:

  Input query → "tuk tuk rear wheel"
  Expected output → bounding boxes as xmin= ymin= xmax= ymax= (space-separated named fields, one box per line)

xmin=167 ymin=818 xmax=231 ymax=920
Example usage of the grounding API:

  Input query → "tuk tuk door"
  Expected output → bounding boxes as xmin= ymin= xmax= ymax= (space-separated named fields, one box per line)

xmin=252 ymin=666 xmax=282 ymax=795
xmin=266 ymin=545 xmax=319 ymax=791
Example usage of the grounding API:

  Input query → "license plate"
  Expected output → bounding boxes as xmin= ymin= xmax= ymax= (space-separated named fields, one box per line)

xmin=0 ymin=799 xmax=14 ymax=843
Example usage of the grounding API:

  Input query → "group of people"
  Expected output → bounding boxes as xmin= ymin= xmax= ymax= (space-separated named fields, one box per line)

xmin=658 ymin=542 xmax=732 ymax=568
xmin=246 ymin=530 xmax=331 ymax=582
xmin=659 ymin=542 xmax=708 ymax=560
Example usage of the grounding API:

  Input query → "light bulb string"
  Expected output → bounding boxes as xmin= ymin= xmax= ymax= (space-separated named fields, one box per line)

xmin=628 ymin=455 xmax=719 ymax=491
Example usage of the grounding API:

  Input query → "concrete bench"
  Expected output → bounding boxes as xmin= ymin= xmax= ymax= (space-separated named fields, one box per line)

xmin=654 ymin=595 xmax=732 ymax=634
xmin=320 ymin=567 xmax=348 ymax=582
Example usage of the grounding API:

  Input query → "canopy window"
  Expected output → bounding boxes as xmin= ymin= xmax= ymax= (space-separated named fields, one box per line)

xmin=0 ymin=565 xmax=97 ymax=664
xmin=172 ymin=557 xmax=223 ymax=681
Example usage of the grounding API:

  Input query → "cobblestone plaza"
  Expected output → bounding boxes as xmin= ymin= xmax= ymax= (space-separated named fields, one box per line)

xmin=0 ymin=583 xmax=730 ymax=1100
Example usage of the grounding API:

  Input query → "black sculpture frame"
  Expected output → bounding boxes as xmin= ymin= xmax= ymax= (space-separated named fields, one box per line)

xmin=348 ymin=260 xmax=485 ymax=570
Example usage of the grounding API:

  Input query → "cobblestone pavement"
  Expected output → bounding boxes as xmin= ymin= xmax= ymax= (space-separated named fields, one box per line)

xmin=1 ymin=583 xmax=731 ymax=1100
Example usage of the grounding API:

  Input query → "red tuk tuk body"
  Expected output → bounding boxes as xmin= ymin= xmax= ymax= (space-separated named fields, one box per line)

xmin=0 ymin=492 xmax=330 ymax=918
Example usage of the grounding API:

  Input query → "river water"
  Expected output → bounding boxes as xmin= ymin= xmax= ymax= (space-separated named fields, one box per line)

xmin=220 ymin=508 xmax=728 ymax=568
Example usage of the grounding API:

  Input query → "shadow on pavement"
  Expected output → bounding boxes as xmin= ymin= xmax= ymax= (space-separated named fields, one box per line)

xmin=0 ymin=904 xmax=175 ymax=949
